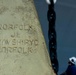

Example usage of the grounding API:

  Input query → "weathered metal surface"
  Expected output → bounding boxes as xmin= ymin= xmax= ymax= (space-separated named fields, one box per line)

xmin=0 ymin=0 xmax=55 ymax=75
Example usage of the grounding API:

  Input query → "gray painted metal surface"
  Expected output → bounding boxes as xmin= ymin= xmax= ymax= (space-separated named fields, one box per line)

xmin=34 ymin=0 xmax=76 ymax=74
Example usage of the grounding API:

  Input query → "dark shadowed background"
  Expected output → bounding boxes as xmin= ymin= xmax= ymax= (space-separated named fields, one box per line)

xmin=34 ymin=0 xmax=76 ymax=74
